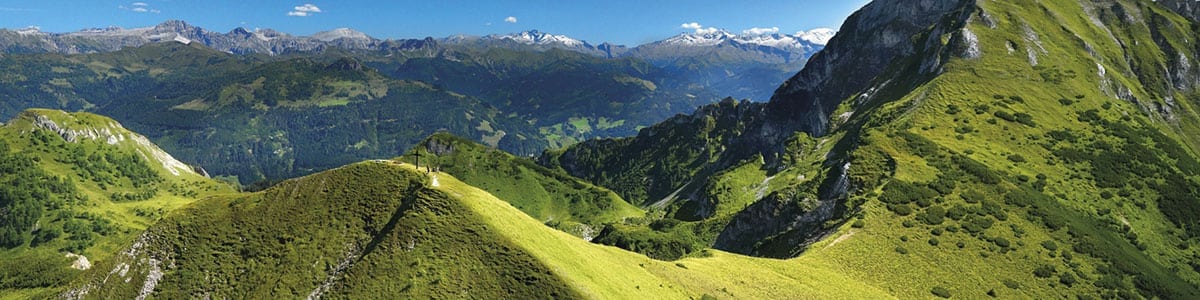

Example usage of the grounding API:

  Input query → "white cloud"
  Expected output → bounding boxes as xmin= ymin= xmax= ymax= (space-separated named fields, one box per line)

xmin=119 ymin=2 xmax=159 ymax=13
xmin=680 ymin=22 xmax=721 ymax=34
xmin=504 ymin=16 xmax=517 ymax=23
xmin=295 ymin=4 xmax=321 ymax=12
xmin=289 ymin=4 xmax=321 ymax=17
xmin=742 ymin=27 xmax=779 ymax=35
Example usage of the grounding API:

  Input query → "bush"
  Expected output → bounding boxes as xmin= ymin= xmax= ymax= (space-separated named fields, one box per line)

xmin=1007 ymin=154 xmax=1026 ymax=163
xmin=1041 ymin=240 xmax=1058 ymax=251
xmin=992 ymin=237 xmax=1011 ymax=248
xmin=889 ymin=204 xmax=914 ymax=216
xmin=1003 ymin=279 xmax=1021 ymax=289
xmin=1059 ymin=273 xmax=1077 ymax=286
xmin=931 ymin=286 xmax=952 ymax=298
xmin=1033 ymin=265 xmax=1056 ymax=278
xmin=919 ymin=206 xmax=946 ymax=225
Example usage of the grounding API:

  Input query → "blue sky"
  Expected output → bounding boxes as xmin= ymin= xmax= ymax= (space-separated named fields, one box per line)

xmin=0 ymin=0 xmax=870 ymax=46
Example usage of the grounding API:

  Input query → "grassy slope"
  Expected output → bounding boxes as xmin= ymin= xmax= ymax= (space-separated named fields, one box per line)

xmin=787 ymin=0 xmax=1200 ymax=298
xmin=71 ymin=161 xmax=890 ymax=299
xmin=0 ymin=109 xmax=235 ymax=298
xmin=543 ymin=0 xmax=1200 ymax=297
xmin=433 ymin=163 xmax=892 ymax=299
xmin=402 ymin=133 xmax=643 ymax=238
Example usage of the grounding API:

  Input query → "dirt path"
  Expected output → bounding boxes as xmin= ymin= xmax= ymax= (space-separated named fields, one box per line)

xmin=754 ymin=175 xmax=776 ymax=200
xmin=824 ymin=229 xmax=858 ymax=250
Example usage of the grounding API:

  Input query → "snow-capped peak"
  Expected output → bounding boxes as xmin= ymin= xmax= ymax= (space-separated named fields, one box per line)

xmin=663 ymin=29 xmax=736 ymax=46
xmin=796 ymin=28 xmax=836 ymax=45
xmin=311 ymin=28 xmax=371 ymax=42
xmin=733 ymin=33 xmax=802 ymax=48
xmin=495 ymin=30 xmax=583 ymax=47
xmin=16 ymin=26 xmax=43 ymax=36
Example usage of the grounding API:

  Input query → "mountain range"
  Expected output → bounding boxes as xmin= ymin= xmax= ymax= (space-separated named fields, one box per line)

xmin=3 ymin=0 xmax=1200 ymax=298
xmin=0 ymin=21 xmax=830 ymax=102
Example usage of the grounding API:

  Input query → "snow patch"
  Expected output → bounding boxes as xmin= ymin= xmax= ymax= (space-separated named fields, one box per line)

xmin=172 ymin=35 xmax=191 ymax=45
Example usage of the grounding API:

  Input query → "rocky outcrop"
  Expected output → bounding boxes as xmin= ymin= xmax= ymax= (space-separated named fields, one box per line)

xmin=766 ymin=0 xmax=976 ymax=136
xmin=1158 ymin=0 xmax=1200 ymax=22
xmin=21 ymin=110 xmax=196 ymax=176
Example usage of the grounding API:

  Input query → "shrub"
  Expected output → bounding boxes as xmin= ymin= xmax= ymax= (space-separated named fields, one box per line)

xmin=1033 ymin=265 xmax=1056 ymax=278
xmin=1059 ymin=273 xmax=1077 ymax=286
xmin=992 ymin=237 xmax=1011 ymax=248
xmin=851 ymin=220 xmax=865 ymax=228
xmin=1041 ymin=240 xmax=1058 ymax=251
xmin=919 ymin=206 xmax=947 ymax=225
xmin=931 ymin=286 xmax=952 ymax=298
xmin=1007 ymin=154 xmax=1026 ymax=163
xmin=890 ymin=204 xmax=914 ymax=216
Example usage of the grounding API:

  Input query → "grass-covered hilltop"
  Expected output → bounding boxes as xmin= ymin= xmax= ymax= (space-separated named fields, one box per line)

xmin=2 ymin=0 xmax=1200 ymax=299
xmin=0 ymin=110 xmax=235 ymax=298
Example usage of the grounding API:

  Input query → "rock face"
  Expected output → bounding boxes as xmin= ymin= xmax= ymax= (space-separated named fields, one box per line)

xmin=766 ymin=0 xmax=976 ymax=136
xmin=1158 ymin=0 xmax=1200 ymax=22
xmin=21 ymin=110 xmax=196 ymax=176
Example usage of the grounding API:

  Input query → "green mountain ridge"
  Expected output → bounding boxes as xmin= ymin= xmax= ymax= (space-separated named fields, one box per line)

xmin=401 ymin=133 xmax=644 ymax=239
xmin=544 ymin=0 xmax=1200 ymax=297
xmin=3 ymin=0 xmax=1200 ymax=298
xmin=64 ymin=161 xmax=892 ymax=299
xmin=0 ymin=109 xmax=235 ymax=297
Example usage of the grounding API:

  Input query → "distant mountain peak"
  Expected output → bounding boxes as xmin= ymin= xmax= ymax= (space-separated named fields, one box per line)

xmin=491 ymin=30 xmax=585 ymax=47
xmin=311 ymin=27 xmax=372 ymax=42
xmin=661 ymin=28 xmax=831 ymax=48
xmin=795 ymin=28 xmax=836 ymax=45
xmin=661 ymin=29 xmax=736 ymax=46
xmin=154 ymin=19 xmax=197 ymax=32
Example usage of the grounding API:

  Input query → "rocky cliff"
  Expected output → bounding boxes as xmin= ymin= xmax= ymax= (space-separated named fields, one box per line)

xmin=766 ymin=0 xmax=976 ymax=136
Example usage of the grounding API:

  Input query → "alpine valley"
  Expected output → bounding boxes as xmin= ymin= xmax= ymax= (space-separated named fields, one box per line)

xmin=2 ymin=0 xmax=1200 ymax=299
xmin=0 ymin=21 xmax=828 ymax=184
